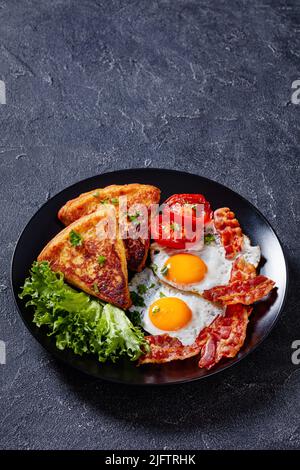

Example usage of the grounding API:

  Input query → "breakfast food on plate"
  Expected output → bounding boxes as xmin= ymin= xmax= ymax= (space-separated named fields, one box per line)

xmin=19 ymin=261 xmax=147 ymax=362
xmin=139 ymin=304 xmax=252 ymax=369
xmin=130 ymin=198 xmax=275 ymax=368
xmin=20 ymin=184 xmax=277 ymax=372
xmin=38 ymin=208 xmax=131 ymax=309
xmin=129 ymin=268 xmax=225 ymax=346
xmin=137 ymin=247 xmax=257 ymax=367
xmin=150 ymin=234 xmax=260 ymax=295
xmin=152 ymin=193 xmax=213 ymax=249
xmin=213 ymin=207 xmax=244 ymax=259
xmin=58 ymin=184 xmax=160 ymax=225
xmin=202 ymin=273 xmax=275 ymax=305
xmin=58 ymin=183 xmax=161 ymax=271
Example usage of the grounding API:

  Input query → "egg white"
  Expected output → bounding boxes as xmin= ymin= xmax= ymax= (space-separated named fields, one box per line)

xmin=150 ymin=234 xmax=261 ymax=295
xmin=128 ymin=268 xmax=225 ymax=346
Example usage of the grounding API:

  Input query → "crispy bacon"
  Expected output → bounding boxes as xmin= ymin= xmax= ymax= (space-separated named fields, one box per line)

xmin=230 ymin=256 xmax=257 ymax=282
xmin=139 ymin=334 xmax=202 ymax=365
xmin=203 ymin=275 xmax=275 ymax=305
xmin=203 ymin=255 xmax=274 ymax=305
xmin=139 ymin=305 xmax=252 ymax=369
xmin=214 ymin=207 xmax=244 ymax=259
xmin=198 ymin=304 xmax=252 ymax=369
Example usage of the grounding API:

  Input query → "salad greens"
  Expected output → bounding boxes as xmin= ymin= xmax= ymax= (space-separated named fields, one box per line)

xmin=19 ymin=261 xmax=148 ymax=362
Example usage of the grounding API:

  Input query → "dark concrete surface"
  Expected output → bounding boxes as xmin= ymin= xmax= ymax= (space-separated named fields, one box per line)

xmin=0 ymin=0 xmax=299 ymax=450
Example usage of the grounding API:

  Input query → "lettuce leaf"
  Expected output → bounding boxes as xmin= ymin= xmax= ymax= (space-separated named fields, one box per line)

xmin=19 ymin=261 xmax=148 ymax=362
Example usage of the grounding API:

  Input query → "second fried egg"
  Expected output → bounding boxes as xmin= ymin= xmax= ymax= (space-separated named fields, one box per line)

xmin=129 ymin=268 xmax=225 ymax=345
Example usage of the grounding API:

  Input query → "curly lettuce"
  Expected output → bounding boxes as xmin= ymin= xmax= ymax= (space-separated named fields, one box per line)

xmin=19 ymin=261 xmax=148 ymax=362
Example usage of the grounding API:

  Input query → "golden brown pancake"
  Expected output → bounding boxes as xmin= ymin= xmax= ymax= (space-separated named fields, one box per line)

xmin=58 ymin=184 xmax=161 ymax=272
xmin=38 ymin=208 xmax=131 ymax=309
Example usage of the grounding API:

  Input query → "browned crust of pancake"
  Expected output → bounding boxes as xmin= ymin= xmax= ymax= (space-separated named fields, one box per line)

xmin=58 ymin=184 xmax=161 ymax=226
xmin=58 ymin=184 xmax=161 ymax=271
xmin=38 ymin=209 xmax=131 ymax=309
xmin=123 ymin=237 xmax=150 ymax=272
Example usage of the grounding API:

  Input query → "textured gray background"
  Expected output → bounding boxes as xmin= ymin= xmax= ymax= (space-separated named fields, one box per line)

xmin=0 ymin=0 xmax=299 ymax=450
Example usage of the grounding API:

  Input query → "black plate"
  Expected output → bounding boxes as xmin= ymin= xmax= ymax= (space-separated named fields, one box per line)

xmin=11 ymin=169 xmax=288 ymax=385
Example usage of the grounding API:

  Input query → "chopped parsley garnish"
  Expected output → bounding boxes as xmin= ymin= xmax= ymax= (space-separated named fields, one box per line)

xmin=159 ymin=291 xmax=166 ymax=298
xmin=100 ymin=198 xmax=109 ymax=205
xmin=130 ymin=291 xmax=145 ymax=307
xmin=69 ymin=230 xmax=83 ymax=247
xmin=204 ymin=233 xmax=215 ymax=244
xmin=137 ymin=284 xmax=147 ymax=295
xmin=160 ymin=265 xmax=169 ymax=276
xmin=128 ymin=212 xmax=140 ymax=223
xmin=136 ymin=283 xmax=156 ymax=295
xmin=93 ymin=191 xmax=100 ymax=198
xmin=93 ymin=283 xmax=99 ymax=293
xmin=152 ymin=305 xmax=160 ymax=314
xmin=151 ymin=263 xmax=158 ymax=274
xmin=111 ymin=198 xmax=118 ymax=205
xmin=98 ymin=255 xmax=106 ymax=266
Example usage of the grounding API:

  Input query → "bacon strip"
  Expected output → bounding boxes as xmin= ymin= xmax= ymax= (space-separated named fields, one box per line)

xmin=230 ymin=256 xmax=257 ymax=282
xmin=139 ymin=334 xmax=202 ymax=365
xmin=203 ymin=275 xmax=275 ymax=305
xmin=198 ymin=304 xmax=252 ymax=369
xmin=214 ymin=207 xmax=243 ymax=259
xmin=139 ymin=305 xmax=252 ymax=369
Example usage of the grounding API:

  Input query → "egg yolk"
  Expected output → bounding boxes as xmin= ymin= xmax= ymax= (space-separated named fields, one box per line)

xmin=164 ymin=253 xmax=207 ymax=284
xmin=149 ymin=297 xmax=192 ymax=331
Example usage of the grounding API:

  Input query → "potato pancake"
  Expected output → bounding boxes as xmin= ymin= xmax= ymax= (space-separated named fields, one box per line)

xmin=58 ymin=184 xmax=161 ymax=271
xmin=38 ymin=208 xmax=131 ymax=309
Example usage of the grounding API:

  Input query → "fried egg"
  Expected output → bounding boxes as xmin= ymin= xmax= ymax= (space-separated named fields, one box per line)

xmin=129 ymin=268 xmax=225 ymax=345
xmin=151 ymin=235 xmax=260 ymax=295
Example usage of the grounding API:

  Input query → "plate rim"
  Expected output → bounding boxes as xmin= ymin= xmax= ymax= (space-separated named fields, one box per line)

xmin=10 ymin=168 xmax=289 ymax=386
